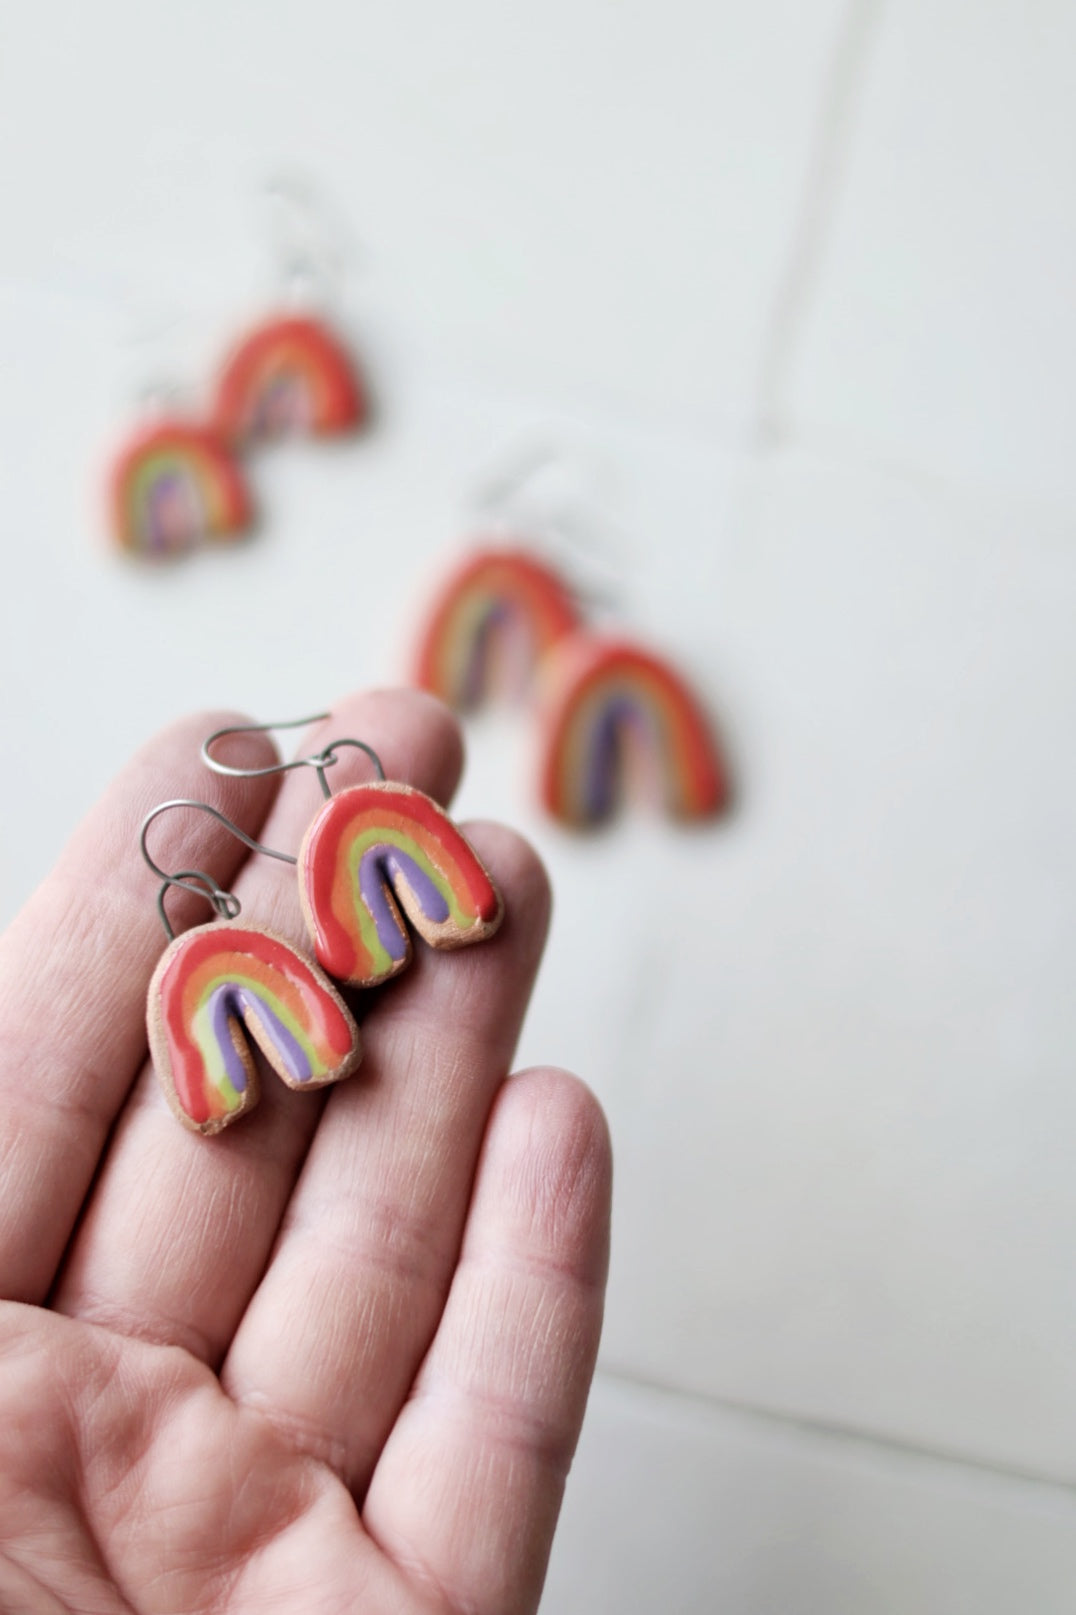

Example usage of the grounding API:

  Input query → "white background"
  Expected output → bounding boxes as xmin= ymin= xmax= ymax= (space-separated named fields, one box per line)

xmin=2 ymin=1 xmax=1076 ymax=1607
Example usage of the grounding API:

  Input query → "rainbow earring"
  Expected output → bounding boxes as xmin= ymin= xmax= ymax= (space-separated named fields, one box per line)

xmin=107 ymin=408 xmax=253 ymax=560
xmin=210 ymin=178 xmax=367 ymax=445
xmin=408 ymin=443 xmax=731 ymax=830
xmin=140 ymin=802 xmax=362 ymax=1135
xmin=211 ymin=311 xmax=365 ymax=444
xmin=202 ymin=717 xmax=504 ymax=989
xmin=410 ymin=546 xmax=582 ymax=711
xmin=407 ymin=441 xmax=631 ymax=712
xmin=535 ymin=633 xmax=729 ymax=828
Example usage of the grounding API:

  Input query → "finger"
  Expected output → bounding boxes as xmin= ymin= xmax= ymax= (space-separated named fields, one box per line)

xmin=364 ymin=1068 xmax=611 ymax=1615
xmin=218 ymin=822 xmax=551 ymax=1493
xmin=0 ymin=712 xmax=279 ymax=1303
xmin=53 ymin=690 xmax=466 ymax=1364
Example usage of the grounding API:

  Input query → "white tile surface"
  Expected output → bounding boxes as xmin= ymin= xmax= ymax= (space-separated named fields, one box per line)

xmin=0 ymin=0 xmax=846 ymax=436
xmin=515 ymin=449 xmax=1076 ymax=1481
xmin=779 ymin=0 xmax=1076 ymax=511
xmin=3 ymin=0 xmax=1076 ymax=1600
xmin=543 ymin=1374 xmax=1076 ymax=1614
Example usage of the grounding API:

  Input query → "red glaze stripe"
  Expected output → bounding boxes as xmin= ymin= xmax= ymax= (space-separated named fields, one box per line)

xmin=108 ymin=421 xmax=251 ymax=552
xmin=164 ymin=930 xmax=354 ymax=1061
xmin=303 ymin=783 xmax=500 ymax=925
xmin=213 ymin=314 xmax=363 ymax=440
xmin=539 ymin=635 xmax=727 ymax=823
xmin=158 ymin=927 xmax=356 ymax=1122
xmin=412 ymin=546 xmax=580 ymax=703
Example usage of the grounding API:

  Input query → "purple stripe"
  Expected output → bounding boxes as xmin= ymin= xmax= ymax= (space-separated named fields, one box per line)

xmin=581 ymin=699 xmax=625 ymax=819
xmin=462 ymin=602 xmax=509 ymax=706
xmin=582 ymin=694 xmax=663 ymax=820
xmin=147 ymin=471 xmax=199 ymax=553
xmin=208 ymin=987 xmax=250 ymax=1090
xmin=206 ymin=984 xmax=313 ymax=1088
xmin=358 ymin=845 xmax=450 ymax=958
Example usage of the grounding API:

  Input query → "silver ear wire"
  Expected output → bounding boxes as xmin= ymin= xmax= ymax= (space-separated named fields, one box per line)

xmin=155 ymin=869 xmax=242 ymax=941
xmin=202 ymin=716 xmax=385 ymax=801
xmin=316 ymin=738 xmax=386 ymax=788
xmin=466 ymin=437 xmax=627 ymax=616
xmin=263 ymin=173 xmax=352 ymax=312
xmin=140 ymin=799 xmax=297 ymax=941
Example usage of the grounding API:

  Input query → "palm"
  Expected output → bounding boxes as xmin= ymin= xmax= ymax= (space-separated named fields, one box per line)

xmin=0 ymin=1308 xmax=390 ymax=1610
xmin=0 ymin=693 xmax=610 ymax=1615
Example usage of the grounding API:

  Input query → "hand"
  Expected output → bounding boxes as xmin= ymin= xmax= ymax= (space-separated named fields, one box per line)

xmin=0 ymin=691 xmax=611 ymax=1614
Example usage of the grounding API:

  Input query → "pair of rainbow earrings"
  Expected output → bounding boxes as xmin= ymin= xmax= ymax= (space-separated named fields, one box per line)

xmin=142 ymin=717 xmax=502 ymax=1135
xmin=110 ymin=311 xmax=365 ymax=558
xmin=410 ymin=545 xmax=728 ymax=828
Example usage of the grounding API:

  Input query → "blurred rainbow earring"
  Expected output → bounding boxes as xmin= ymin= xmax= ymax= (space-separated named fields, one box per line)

xmin=140 ymin=801 xmax=362 ymax=1136
xmin=107 ymin=398 xmax=253 ymax=560
xmin=212 ymin=312 xmax=364 ymax=443
xmin=202 ymin=716 xmax=504 ymax=989
xmin=211 ymin=178 xmax=367 ymax=445
xmin=411 ymin=546 xmax=582 ymax=711
xmin=535 ymin=633 xmax=729 ymax=828
xmin=405 ymin=442 xmax=730 ymax=828
xmin=407 ymin=441 xmax=624 ymax=712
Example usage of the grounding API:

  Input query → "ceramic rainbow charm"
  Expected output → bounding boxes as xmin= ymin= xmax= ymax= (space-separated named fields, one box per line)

xmin=412 ymin=547 xmax=581 ymax=710
xmin=213 ymin=313 xmax=364 ymax=442
xmin=147 ymin=921 xmax=362 ymax=1134
xmin=299 ymin=782 xmax=504 ymax=987
xmin=537 ymin=634 xmax=728 ymax=827
xmin=109 ymin=422 xmax=252 ymax=557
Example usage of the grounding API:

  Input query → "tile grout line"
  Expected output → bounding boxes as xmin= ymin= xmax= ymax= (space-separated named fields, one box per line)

xmin=750 ymin=0 xmax=884 ymax=444
xmin=593 ymin=1364 xmax=1076 ymax=1499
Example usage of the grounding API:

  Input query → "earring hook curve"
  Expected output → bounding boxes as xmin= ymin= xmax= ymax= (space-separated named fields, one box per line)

xmin=141 ymin=799 xmax=297 ymax=940
xmin=201 ymin=715 xmax=385 ymax=800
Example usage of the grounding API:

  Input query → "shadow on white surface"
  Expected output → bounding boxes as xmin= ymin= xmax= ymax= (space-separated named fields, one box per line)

xmin=543 ymin=1373 xmax=1076 ymax=1615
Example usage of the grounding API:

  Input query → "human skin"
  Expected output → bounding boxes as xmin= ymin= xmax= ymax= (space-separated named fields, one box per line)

xmin=0 ymin=689 xmax=612 ymax=1614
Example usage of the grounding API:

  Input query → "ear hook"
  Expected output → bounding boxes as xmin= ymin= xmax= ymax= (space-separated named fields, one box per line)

xmin=467 ymin=437 xmax=627 ymax=614
xmin=202 ymin=715 xmax=386 ymax=801
xmin=155 ymin=868 xmax=242 ymax=941
xmin=263 ymin=174 xmax=351 ymax=312
xmin=141 ymin=799 xmax=298 ymax=940
xmin=114 ymin=306 xmax=198 ymax=421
